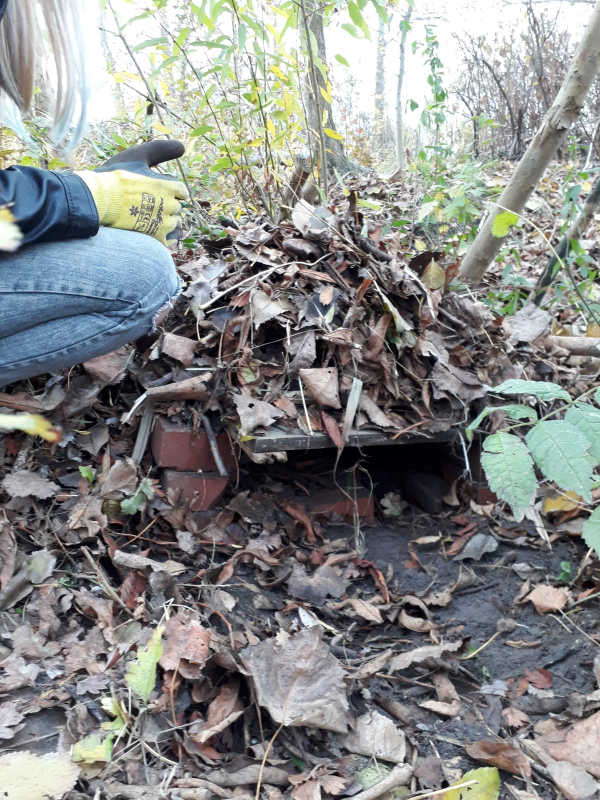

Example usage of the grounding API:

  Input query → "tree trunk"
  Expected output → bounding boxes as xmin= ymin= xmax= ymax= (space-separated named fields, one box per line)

xmin=301 ymin=0 xmax=352 ymax=176
xmin=533 ymin=176 xmax=600 ymax=304
xmin=375 ymin=16 xmax=387 ymax=161
xmin=396 ymin=5 xmax=413 ymax=172
xmin=459 ymin=0 xmax=600 ymax=285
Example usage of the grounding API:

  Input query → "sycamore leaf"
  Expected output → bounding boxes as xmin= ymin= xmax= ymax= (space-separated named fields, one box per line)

xmin=125 ymin=626 xmax=164 ymax=704
xmin=493 ymin=379 xmax=571 ymax=402
xmin=0 ymin=413 xmax=61 ymax=442
xmin=582 ymin=507 xmax=600 ymax=557
xmin=72 ymin=733 xmax=114 ymax=764
xmin=565 ymin=402 xmax=600 ymax=461
xmin=467 ymin=405 xmax=537 ymax=441
xmin=481 ymin=432 xmax=536 ymax=521
xmin=491 ymin=211 xmax=518 ymax=238
xmin=526 ymin=421 xmax=593 ymax=501
xmin=323 ymin=127 xmax=343 ymax=141
xmin=444 ymin=768 xmax=501 ymax=800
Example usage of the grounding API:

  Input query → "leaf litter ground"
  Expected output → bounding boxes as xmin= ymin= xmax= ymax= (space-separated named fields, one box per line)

xmin=1 ymin=163 xmax=600 ymax=800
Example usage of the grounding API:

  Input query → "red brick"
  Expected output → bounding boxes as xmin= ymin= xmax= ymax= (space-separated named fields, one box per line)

xmin=160 ymin=469 xmax=228 ymax=511
xmin=307 ymin=488 xmax=374 ymax=523
xmin=151 ymin=417 xmax=236 ymax=474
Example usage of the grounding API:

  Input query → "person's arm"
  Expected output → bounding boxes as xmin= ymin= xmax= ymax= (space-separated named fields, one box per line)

xmin=0 ymin=166 xmax=99 ymax=245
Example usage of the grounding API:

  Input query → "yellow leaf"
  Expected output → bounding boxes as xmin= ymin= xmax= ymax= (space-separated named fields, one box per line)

xmin=323 ymin=128 xmax=343 ymax=141
xmin=444 ymin=768 xmax=500 ymax=800
xmin=0 ymin=413 xmax=61 ymax=442
xmin=587 ymin=322 xmax=600 ymax=337
xmin=267 ymin=119 xmax=276 ymax=136
xmin=72 ymin=733 xmax=114 ymax=764
xmin=152 ymin=122 xmax=172 ymax=134
xmin=543 ymin=491 xmax=581 ymax=514
xmin=414 ymin=239 xmax=426 ymax=252
xmin=283 ymin=90 xmax=294 ymax=116
xmin=125 ymin=625 xmax=164 ymax=704
xmin=160 ymin=80 xmax=169 ymax=97
xmin=583 ymin=181 xmax=593 ymax=192
xmin=266 ymin=23 xmax=282 ymax=44
xmin=0 ymin=751 xmax=80 ymax=800
xmin=320 ymin=81 xmax=333 ymax=104
xmin=270 ymin=65 xmax=287 ymax=82
xmin=422 ymin=260 xmax=446 ymax=291
xmin=100 ymin=697 xmax=128 ymax=733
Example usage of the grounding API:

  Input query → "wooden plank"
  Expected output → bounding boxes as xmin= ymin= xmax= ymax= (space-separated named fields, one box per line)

xmin=241 ymin=425 xmax=457 ymax=453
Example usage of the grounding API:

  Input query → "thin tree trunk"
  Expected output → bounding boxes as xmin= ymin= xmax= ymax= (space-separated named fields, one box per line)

xmin=396 ymin=5 xmax=413 ymax=171
xmin=533 ymin=176 xmax=600 ymax=304
xmin=375 ymin=16 xmax=387 ymax=160
xmin=460 ymin=0 xmax=600 ymax=285
xmin=302 ymin=0 xmax=352 ymax=176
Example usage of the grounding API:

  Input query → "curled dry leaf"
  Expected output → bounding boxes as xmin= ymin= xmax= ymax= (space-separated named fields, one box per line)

xmin=240 ymin=625 xmax=351 ymax=733
xmin=389 ymin=640 xmax=464 ymax=673
xmin=465 ymin=740 xmax=531 ymax=778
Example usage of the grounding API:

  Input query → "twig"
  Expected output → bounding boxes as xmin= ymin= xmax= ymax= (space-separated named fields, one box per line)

xmin=348 ymin=764 xmax=413 ymax=800
xmin=200 ymin=414 xmax=229 ymax=478
xmin=81 ymin=546 xmax=134 ymax=617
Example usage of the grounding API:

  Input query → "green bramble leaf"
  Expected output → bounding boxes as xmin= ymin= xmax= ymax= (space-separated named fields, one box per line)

xmin=481 ymin=432 xmax=537 ymax=522
xmin=492 ymin=379 xmax=571 ymax=402
xmin=335 ymin=54 xmax=350 ymax=67
xmin=466 ymin=404 xmax=538 ymax=442
xmin=78 ymin=465 xmax=94 ymax=483
xmin=125 ymin=626 xmax=164 ymax=704
xmin=565 ymin=402 xmax=600 ymax=461
xmin=120 ymin=477 xmax=155 ymax=516
xmin=582 ymin=507 xmax=600 ymax=557
xmin=492 ymin=211 xmax=518 ymax=238
xmin=526 ymin=421 xmax=593 ymax=501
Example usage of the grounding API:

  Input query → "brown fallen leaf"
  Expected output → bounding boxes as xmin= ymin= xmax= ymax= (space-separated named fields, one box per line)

xmin=465 ymin=740 xmax=531 ymax=777
xmin=398 ymin=609 xmax=438 ymax=633
xmin=342 ymin=709 xmax=406 ymax=763
xmin=192 ymin=678 xmax=244 ymax=744
xmin=347 ymin=598 xmax=384 ymax=624
xmin=287 ymin=563 xmax=348 ymax=605
xmin=525 ymin=668 xmax=553 ymax=689
xmin=537 ymin=709 xmax=600 ymax=779
xmin=527 ymin=585 xmax=569 ymax=614
xmin=160 ymin=613 xmax=211 ymax=679
xmin=0 ymin=512 xmax=16 ymax=590
xmin=161 ymin=332 xmax=198 ymax=367
xmin=283 ymin=501 xmax=316 ymax=543
xmin=389 ymin=640 xmax=464 ymax=673
xmin=233 ymin=393 xmax=285 ymax=435
xmin=300 ymin=367 xmax=342 ymax=409
xmin=546 ymin=760 xmax=600 ymax=800
xmin=1 ymin=470 xmax=58 ymax=500
xmin=240 ymin=625 xmax=351 ymax=733
xmin=502 ymin=707 xmax=531 ymax=729
xmin=321 ymin=411 xmax=343 ymax=450
xmin=0 ymin=702 xmax=24 ymax=740
xmin=83 ymin=345 xmax=131 ymax=385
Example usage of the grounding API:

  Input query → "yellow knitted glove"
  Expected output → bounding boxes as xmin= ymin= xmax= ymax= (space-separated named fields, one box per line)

xmin=76 ymin=169 xmax=189 ymax=246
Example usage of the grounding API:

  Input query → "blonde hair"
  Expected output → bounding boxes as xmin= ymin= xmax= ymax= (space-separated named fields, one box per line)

xmin=0 ymin=0 xmax=90 ymax=145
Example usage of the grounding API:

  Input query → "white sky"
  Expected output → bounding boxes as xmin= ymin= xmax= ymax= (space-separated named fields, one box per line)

xmin=91 ymin=0 xmax=591 ymax=132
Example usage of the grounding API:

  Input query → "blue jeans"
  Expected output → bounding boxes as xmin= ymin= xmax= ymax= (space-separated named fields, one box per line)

xmin=0 ymin=227 xmax=180 ymax=386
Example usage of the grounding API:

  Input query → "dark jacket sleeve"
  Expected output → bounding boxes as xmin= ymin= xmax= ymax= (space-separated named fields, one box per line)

xmin=0 ymin=167 xmax=99 ymax=245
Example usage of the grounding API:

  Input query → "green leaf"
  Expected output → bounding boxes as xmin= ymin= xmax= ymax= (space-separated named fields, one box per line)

xmin=190 ymin=124 xmax=215 ymax=138
xmin=79 ymin=465 xmax=94 ymax=483
xmin=341 ymin=23 xmax=360 ymax=38
xmin=335 ymin=54 xmax=350 ymax=67
xmin=72 ymin=733 xmax=114 ymax=764
xmin=132 ymin=36 xmax=168 ymax=52
xmin=148 ymin=55 xmax=180 ymax=82
xmin=526 ymin=421 xmax=593 ymax=501
xmin=466 ymin=405 xmax=538 ymax=442
xmin=492 ymin=211 xmax=518 ymax=238
xmin=125 ymin=626 xmax=164 ymax=704
xmin=565 ymin=402 xmax=600 ymax=461
xmin=493 ymin=379 xmax=571 ymax=402
xmin=121 ymin=493 xmax=144 ymax=516
xmin=582 ymin=507 xmax=600 ymax=556
xmin=371 ymin=0 xmax=390 ymax=23
xmin=348 ymin=1 xmax=372 ymax=39
xmin=481 ymin=432 xmax=537 ymax=521
xmin=445 ymin=768 xmax=501 ymax=800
